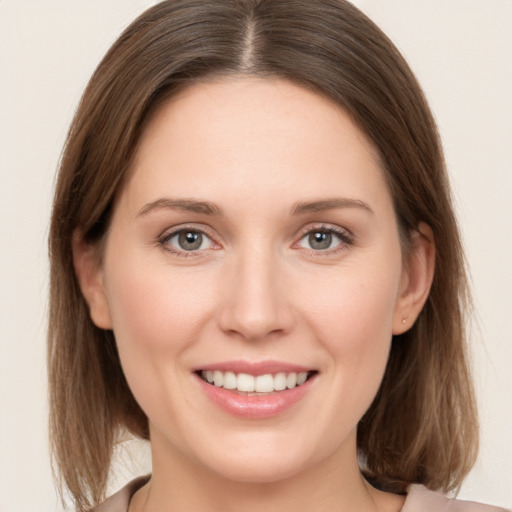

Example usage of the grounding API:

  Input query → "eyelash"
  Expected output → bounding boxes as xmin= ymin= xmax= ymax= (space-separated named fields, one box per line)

xmin=157 ymin=225 xmax=219 ymax=258
xmin=295 ymin=224 xmax=354 ymax=255
xmin=157 ymin=224 xmax=354 ymax=257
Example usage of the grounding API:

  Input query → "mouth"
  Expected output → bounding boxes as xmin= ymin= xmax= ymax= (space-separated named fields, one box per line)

xmin=196 ymin=369 xmax=318 ymax=395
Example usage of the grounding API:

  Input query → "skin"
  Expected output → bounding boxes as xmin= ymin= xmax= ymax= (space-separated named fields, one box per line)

xmin=74 ymin=77 xmax=434 ymax=512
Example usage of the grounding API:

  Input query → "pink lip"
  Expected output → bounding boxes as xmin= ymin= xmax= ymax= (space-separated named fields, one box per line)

xmin=193 ymin=361 xmax=318 ymax=420
xmin=195 ymin=360 xmax=312 ymax=376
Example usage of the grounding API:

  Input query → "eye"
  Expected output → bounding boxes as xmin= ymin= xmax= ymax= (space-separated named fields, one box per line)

xmin=160 ymin=229 xmax=215 ymax=253
xmin=297 ymin=227 xmax=352 ymax=252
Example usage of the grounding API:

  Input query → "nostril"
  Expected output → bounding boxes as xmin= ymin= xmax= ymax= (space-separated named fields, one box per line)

xmin=216 ymin=273 xmax=294 ymax=341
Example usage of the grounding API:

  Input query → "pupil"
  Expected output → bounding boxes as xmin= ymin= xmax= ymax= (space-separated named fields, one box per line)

xmin=309 ymin=231 xmax=331 ymax=250
xmin=179 ymin=231 xmax=202 ymax=250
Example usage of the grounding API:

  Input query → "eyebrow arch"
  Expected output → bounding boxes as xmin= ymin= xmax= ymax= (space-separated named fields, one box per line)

xmin=290 ymin=197 xmax=374 ymax=216
xmin=137 ymin=198 xmax=224 ymax=217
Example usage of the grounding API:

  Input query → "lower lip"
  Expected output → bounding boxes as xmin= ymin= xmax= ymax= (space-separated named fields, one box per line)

xmin=195 ymin=374 xmax=316 ymax=419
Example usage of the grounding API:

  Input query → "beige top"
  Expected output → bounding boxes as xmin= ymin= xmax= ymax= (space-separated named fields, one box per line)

xmin=92 ymin=477 xmax=510 ymax=512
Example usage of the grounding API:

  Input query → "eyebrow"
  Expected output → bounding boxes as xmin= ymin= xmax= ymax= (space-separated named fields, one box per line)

xmin=290 ymin=198 xmax=374 ymax=216
xmin=137 ymin=198 xmax=224 ymax=217
xmin=136 ymin=196 xmax=373 ymax=218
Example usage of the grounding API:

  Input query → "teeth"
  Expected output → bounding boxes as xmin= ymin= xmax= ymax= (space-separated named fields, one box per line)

xmin=274 ymin=372 xmax=287 ymax=391
xmin=213 ymin=370 xmax=224 ymax=387
xmin=286 ymin=373 xmax=297 ymax=389
xmin=255 ymin=374 xmax=274 ymax=392
xmin=297 ymin=372 xmax=308 ymax=385
xmin=200 ymin=370 xmax=312 ymax=393
xmin=237 ymin=373 xmax=255 ymax=392
xmin=223 ymin=371 xmax=237 ymax=390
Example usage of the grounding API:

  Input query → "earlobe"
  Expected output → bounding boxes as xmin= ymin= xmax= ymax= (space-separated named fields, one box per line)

xmin=392 ymin=223 xmax=435 ymax=335
xmin=72 ymin=231 xmax=113 ymax=330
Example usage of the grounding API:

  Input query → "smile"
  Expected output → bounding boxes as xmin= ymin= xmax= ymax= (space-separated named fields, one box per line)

xmin=198 ymin=370 xmax=316 ymax=394
xmin=194 ymin=363 xmax=319 ymax=419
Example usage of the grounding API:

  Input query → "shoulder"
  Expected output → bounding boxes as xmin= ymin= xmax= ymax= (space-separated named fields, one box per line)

xmin=90 ymin=476 xmax=150 ymax=512
xmin=403 ymin=484 xmax=510 ymax=512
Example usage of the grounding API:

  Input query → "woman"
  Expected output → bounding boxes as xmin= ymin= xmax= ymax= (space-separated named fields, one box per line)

xmin=47 ymin=1 xmax=508 ymax=511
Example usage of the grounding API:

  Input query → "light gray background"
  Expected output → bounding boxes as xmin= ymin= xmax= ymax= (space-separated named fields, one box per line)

xmin=1 ymin=1 xmax=510 ymax=510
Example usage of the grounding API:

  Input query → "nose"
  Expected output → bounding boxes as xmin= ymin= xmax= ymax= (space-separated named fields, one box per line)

xmin=217 ymin=247 xmax=294 ymax=341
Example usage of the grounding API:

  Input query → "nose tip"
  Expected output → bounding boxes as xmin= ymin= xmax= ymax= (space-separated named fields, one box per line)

xmin=217 ymin=258 xmax=293 ymax=342
xmin=219 ymin=299 xmax=289 ymax=341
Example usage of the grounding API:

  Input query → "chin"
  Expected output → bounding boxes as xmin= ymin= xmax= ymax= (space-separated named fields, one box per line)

xmin=204 ymin=452 xmax=313 ymax=484
xmin=184 ymin=427 xmax=336 ymax=485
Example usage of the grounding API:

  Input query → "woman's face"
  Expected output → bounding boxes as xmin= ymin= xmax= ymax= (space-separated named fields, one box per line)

xmin=82 ymin=78 xmax=421 ymax=483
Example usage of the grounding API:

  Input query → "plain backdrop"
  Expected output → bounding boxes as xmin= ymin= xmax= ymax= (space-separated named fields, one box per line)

xmin=0 ymin=1 xmax=510 ymax=510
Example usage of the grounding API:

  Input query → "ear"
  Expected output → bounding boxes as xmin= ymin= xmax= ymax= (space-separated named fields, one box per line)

xmin=72 ymin=230 xmax=113 ymax=329
xmin=392 ymin=222 xmax=435 ymax=335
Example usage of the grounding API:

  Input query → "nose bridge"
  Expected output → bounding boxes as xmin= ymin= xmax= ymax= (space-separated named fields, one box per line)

xmin=218 ymin=241 xmax=292 ymax=340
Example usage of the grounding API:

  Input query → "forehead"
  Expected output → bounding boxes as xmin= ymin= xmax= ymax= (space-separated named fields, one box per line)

xmin=135 ymin=76 xmax=380 ymax=162
xmin=122 ymin=77 xmax=390 ymax=215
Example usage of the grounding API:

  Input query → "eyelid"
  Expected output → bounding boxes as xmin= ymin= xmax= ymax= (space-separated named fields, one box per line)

xmin=157 ymin=224 xmax=221 ymax=256
xmin=295 ymin=222 xmax=354 ymax=240
xmin=293 ymin=223 xmax=355 ymax=253
xmin=156 ymin=222 xmax=354 ymax=257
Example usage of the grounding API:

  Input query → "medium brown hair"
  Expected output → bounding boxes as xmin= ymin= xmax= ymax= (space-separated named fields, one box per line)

xmin=48 ymin=0 xmax=478 ymax=509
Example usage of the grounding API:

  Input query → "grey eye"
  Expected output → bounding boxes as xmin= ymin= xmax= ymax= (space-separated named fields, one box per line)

xmin=297 ymin=228 xmax=349 ymax=252
xmin=164 ymin=229 xmax=214 ymax=252
xmin=178 ymin=231 xmax=204 ymax=251
xmin=308 ymin=231 xmax=333 ymax=250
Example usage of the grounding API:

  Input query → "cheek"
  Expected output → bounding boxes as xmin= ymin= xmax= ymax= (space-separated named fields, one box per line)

xmin=102 ymin=258 xmax=220 ymax=424
xmin=301 ymin=258 xmax=401 ymax=404
xmin=101 ymin=255 xmax=218 ymax=402
xmin=304 ymin=260 xmax=400 ymax=346
xmin=104 ymin=261 xmax=214 ymax=353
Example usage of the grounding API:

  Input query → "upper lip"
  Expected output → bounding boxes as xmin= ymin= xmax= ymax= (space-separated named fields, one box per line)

xmin=194 ymin=360 xmax=315 ymax=376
